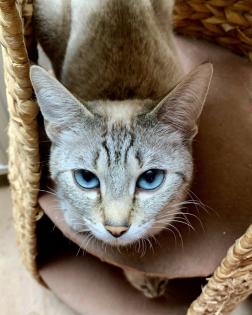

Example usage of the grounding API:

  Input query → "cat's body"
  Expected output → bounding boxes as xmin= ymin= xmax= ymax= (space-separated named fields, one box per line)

xmin=31 ymin=0 xmax=212 ymax=298
xmin=34 ymin=0 xmax=182 ymax=100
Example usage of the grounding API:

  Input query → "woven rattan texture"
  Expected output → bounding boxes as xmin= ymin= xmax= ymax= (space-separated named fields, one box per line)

xmin=174 ymin=0 xmax=252 ymax=62
xmin=0 ymin=0 xmax=42 ymax=282
xmin=0 ymin=0 xmax=252 ymax=313
xmin=187 ymin=225 xmax=252 ymax=314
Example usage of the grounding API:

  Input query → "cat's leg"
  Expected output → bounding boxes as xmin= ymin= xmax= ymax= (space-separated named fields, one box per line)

xmin=124 ymin=269 xmax=168 ymax=298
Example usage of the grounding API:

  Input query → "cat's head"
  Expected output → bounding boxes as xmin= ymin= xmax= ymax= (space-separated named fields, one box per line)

xmin=30 ymin=64 xmax=212 ymax=246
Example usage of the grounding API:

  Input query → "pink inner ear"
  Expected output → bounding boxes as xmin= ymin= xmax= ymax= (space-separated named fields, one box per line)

xmin=45 ymin=123 xmax=62 ymax=141
xmin=31 ymin=66 xmax=94 ymax=133
xmin=154 ymin=63 xmax=213 ymax=138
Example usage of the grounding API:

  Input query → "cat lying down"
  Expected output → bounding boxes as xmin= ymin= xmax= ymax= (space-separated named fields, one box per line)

xmin=31 ymin=0 xmax=212 ymax=298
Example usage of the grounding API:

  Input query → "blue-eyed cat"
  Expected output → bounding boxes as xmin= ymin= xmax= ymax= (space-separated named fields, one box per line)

xmin=30 ymin=0 xmax=213 ymax=298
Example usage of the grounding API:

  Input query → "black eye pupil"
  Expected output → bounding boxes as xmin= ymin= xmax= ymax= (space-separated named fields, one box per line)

xmin=81 ymin=170 xmax=94 ymax=182
xmin=143 ymin=170 xmax=156 ymax=183
xmin=136 ymin=169 xmax=165 ymax=190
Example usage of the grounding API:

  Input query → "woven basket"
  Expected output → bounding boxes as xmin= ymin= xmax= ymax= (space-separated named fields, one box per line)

xmin=174 ymin=0 xmax=252 ymax=62
xmin=0 ymin=0 xmax=251 ymax=314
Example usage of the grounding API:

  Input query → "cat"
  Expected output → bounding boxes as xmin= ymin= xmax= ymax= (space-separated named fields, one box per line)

xmin=30 ymin=0 xmax=213 ymax=298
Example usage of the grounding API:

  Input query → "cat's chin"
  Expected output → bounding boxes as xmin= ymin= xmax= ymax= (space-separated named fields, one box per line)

xmin=93 ymin=235 xmax=147 ymax=248
xmin=99 ymin=237 xmax=136 ymax=247
xmin=89 ymin=230 xmax=140 ymax=247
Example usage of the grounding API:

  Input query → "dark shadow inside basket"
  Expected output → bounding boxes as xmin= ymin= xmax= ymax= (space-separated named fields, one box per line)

xmin=36 ymin=36 xmax=252 ymax=314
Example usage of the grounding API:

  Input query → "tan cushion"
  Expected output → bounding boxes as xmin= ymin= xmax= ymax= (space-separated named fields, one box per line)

xmin=39 ymin=35 xmax=252 ymax=280
xmin=40 ymin=251 xmax=201 ymax=315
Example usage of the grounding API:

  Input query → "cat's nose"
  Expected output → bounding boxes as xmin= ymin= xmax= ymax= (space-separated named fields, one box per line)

xmin=105 ymin=225 xmax=129 ymax=238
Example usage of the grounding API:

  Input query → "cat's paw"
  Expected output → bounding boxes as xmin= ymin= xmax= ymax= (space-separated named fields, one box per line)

xmin=138 ymin=277 xmax=168 ymax=299
xmin=124 ymin=269 xmax=168 ymax=298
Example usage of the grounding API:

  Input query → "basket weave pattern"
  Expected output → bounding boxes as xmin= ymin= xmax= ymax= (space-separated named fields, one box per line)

xmin=0 ymin=0 xmax=41 ymax=282
xmin=188 ymin=225 xmax=252 ymax=314
xmin=174 ymin=0 xmax=252 ymax=61
xmin=0 ymin=0 xmax=251 ymax=313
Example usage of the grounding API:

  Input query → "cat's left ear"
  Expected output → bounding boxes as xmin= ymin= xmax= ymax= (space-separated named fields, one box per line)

xmin=30 ymin=65 xmax=93 ymax=142
xmin=152 ymin=63 xmax=213 ymax=141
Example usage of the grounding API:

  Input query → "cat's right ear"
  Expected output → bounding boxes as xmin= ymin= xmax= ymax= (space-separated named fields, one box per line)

xmin=30 ymin=65 xmax=93 ymax=141
xmin=150 ymin=63 xmax=213 ymax=141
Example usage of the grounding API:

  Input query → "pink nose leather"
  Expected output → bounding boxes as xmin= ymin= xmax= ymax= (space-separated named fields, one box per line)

xmin=105 ymin=226 xmax=129 ymax=238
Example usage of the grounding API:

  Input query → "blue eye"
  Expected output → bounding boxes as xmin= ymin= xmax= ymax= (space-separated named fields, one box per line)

xmin=136 ymin=169 xmax=165 ymax=190
xmin=74 ymin=170 xmax=100 ymax=189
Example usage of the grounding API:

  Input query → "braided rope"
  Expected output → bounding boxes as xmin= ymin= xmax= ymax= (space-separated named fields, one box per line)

xmin=187 ymin=225 xmax=252 ymax=314
xmin=174 ymin=0 xmax=252 ymax=62
xmin=0 ymin=0 xmax=42 ymax=282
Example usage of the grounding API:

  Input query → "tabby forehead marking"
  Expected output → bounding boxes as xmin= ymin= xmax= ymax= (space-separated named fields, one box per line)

xmin=102 ymin=123 xmax=136 ymax=166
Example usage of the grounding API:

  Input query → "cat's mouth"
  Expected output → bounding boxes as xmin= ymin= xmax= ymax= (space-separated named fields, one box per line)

xmin=64 ymin=208 xmax=168 ymax=247
xmin=84 ymin=220 xmax=158 ymax=247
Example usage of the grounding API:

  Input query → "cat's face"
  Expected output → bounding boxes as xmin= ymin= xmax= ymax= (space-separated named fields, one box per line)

xmin=30 ymin=64 xmax=212 ymax=246
xmin=49 ymin=105 xmax=192 ymax=245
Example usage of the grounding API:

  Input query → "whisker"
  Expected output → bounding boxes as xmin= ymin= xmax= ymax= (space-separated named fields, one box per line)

xmin=187 ymin=189 xmax=218 ymax=216
xmin=153 ymin=225 xmax=178 ymax=245
xmin=75 ymin=229 xmax=90 ymax=235
xmin=81 ymin=233 xmax=95 ymax=254
xmin=116 ymin=244 xmax=123 ymax=254
xmin=37 ymin=189 xmax=57 ymax=196
xmin=180 ymin=212 xmax=205 ymax=231
xmin=139 ymin=239 xmax=146 ymax=257
xmin=167 ymin=223 xmax=183 ymax=248
xmin=75 ymin=233 xmax=91 ymax=256
xmin=146 ymin=236 xmax=155 ymax=254
xmin=149 ymin=233 xmax=161 ymax=248
xmin=155 ymin=218 xmax=195 ymax=231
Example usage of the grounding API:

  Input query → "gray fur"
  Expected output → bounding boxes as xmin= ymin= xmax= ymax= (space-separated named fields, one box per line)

xmin=31 ymin=0 xmax=212 ymax=298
